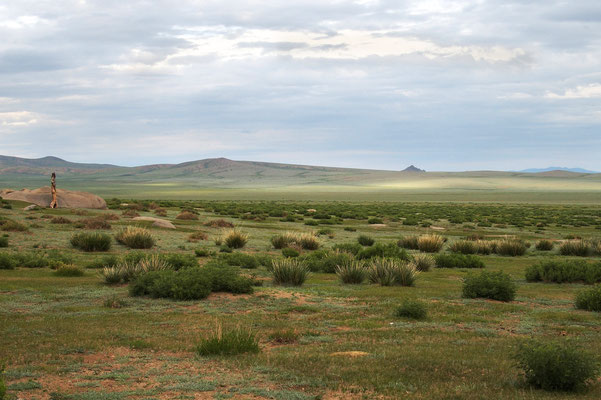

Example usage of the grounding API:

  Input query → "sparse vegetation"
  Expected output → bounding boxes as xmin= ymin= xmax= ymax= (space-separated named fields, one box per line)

xmin=70 ymin=232 xmax=112 ymax=251
xmin=197 ymin=323 xmax=260 ymax=356
xmin=435 ymin=254 xmax=485 ymax=269
xmin=53 ymin=265 xmax=84 ymax=277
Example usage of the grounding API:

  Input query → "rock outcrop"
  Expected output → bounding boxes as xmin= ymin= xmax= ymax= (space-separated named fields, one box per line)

xmin=0 ymin=187 xmax=107 ymax=209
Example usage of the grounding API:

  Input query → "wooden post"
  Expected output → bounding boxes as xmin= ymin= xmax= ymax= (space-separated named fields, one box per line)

xmin=49 ymin=172 xmax=58 ymax=208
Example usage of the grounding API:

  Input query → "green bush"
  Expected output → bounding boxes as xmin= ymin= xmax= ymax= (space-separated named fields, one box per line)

xmin=160 ymin=253 xmax=198 ymax=270
xmin=535 ymin=239 xmax=554 ymax=251
xmin=271 ymin=259 xmax=309 ymax=286
xmin=299 ymin=250 xmax=353 ymax=273
xmin=0 ymin=237 xmax=7 ymax=248
xmin=368 ymin=258 xmax=417 ymax=287
xmin=115 ymin=226 xmax=155 ymax=249
xmin=53 ymin=265 xmax=84 ymax=277
xmin=515 ymin=340 xmax=599 ymax=391
xmin=194 ymin=248 xmax=213 ymax=257
xmin=335 ymin=260 xmax=366 ymax=284
xmin=70 ymin=232 xmax=112 ymax=252
xmin=398 ymin=236 xmax=419 ymax=250
xmin=203 ymin=264 xmax=254 ymax=294
xmin=282 ymin=247 xmax=300 ymax=258
xmin=85 ymin=255 xmax=119 ymax=269
xmin=357 ymin=243 xmax=409 ymax=261
xmin=357 ymin=235 xmax=375 ymax=246
xmin=0 ymin=219 xmax=27 ymax=232
xmin=130 ymin=269 xmax=212 ymax=300
xmin=462 ymin=270 xmax=516 ymax=302
xmin=332 ymin=242 xmax=362 ymax=255
xmin=560 ymin=240 xmax=591 ymax=257
xmin=575 ymin=285 xmax=601 ymax=312
xmin=0 ymin=363 xmax=5 ymax=400
xmin=435 ymin=254 xmax=484 ymax=269
xmin=216 ymin=252 xmax=260 ymax=268
xmin=0 ymin=253 xmax=15 ymax=270
xmin=11 ymin=250 xmax=73 ymax=269
xmin=525 ymin=260 xmax=601 ymax=284
xmin=417 ymin=234 xmax=445 ymax=253
xmin=197 ymin=323 xmax=259 ymax=356
xmin=395 ymin=299 xmax=427 ymax=320
xmin=367 ymin=217 xmax=383 ymax=224
xmin=495 ymin=239 xmax=527 ymax=256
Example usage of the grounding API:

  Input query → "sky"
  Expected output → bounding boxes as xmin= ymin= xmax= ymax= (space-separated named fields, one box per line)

xmin=0 ymin=0 xmax=600 ymax=171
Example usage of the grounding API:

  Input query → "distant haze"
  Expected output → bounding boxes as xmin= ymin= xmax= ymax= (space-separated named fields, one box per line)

xmin=1 ymin=1 xmax=600 ymax=171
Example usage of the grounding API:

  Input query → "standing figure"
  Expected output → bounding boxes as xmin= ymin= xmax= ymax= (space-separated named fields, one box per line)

xmin=50 ymin=172 xmax=58 ymax=208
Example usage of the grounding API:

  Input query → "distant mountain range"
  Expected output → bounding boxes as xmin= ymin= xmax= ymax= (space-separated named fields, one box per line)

xmin=519 ymin=167 xmax=599 ymax=174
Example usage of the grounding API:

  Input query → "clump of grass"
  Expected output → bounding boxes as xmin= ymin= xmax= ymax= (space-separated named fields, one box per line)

xmin=535 ymin=239 xmax=554 ymax=251
xmin=395 ymin=299 xmax=427 ymax=320
xmin=462 ymin=270 xmax=516 ymax=302
xmin=449 ymin=240 xmax=477 ymax=254
xmin=514 ymin=340 xmax=599 ymax=391
xmin=271 ymin=259 xmax=309 ymax=286
xmin=368 ymin=258 xmax=417 ymax=286
xmin=435 ymin=254 xmax=484 ymax=269
xmin=493 ymin=239 xmax=527 ymax=256
xmin=53 ymin=265 xmax=84 ymax=277
xmin=129 ymin=268 xmax=213 ymax=300
xmin=357 ymin=243 xmax=409 ymax=260
xmin=271 ymin=232 xmax=319 ymax=250
xmin=0 ymin=237 xmax=7 ymax=248
xmin=222 ymin=229 xmax=248 ymax=249
xmin=282 ymin=247 xmax=300 ymax=258
xmin=560 ymin=240 xmax=591 ymax=257
xmin=525 ymin=259 xmax=601 ymax=284
xmin=197 ymin=322 xmax=260 ymax=356
xmin=188 ymin=231 xmax=208 ymax=242
xmin=0 ymin=363 xmax=5 ymax=400
xmin=204 ymin=219 xmax=234 ymax=228
xmin=81 ymin=217 xmax=111 ymax=229
xmin=417 ymin=234 xmax=444 ymax=253
xmin=103 ymin=296 xmax=128 ymax=309
xmin=101 ymin=255 xmax=171 ymax=284
xmin=121 ymin=209 xmax=140 ymax=218
xmin=268 ymin=328 xmax=299 ymax=344
xmin=70 ymin=232 xmax=112 ymax=252
xmin=176 ymin=211 xmax=198 ymax=220
xmin=195 ymin=248 xmax=214 ymax=257
xmin=411 ymin=253 xmax=435 ymax=272
xmin=115 ymin=226 xmax=155 ymax=249
xmin=300 ymin=250 xmax=353 ymax=273
xmin=575 ymin=285 xmax=601 ymax=312
xmin=357 ymin=235 xmax=375 ymax=246
xmin=335 ymin=260 xmax=366 ymax=284
xmin=0 ymin=219 xmax=28 ymax=232
xmin=398 ymin=236 xmax=419 ymax=250
xmin=51 ymin=216 xmax=72 ymax=224
xmin=0 ymin=253 xmax=16 ymax=270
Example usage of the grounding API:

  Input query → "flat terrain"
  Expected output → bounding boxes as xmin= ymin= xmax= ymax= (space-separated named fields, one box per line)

xmin=1 ymin=199 xmax=601 ymax=399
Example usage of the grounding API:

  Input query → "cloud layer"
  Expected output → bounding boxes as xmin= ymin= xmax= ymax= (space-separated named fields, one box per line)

xmin=1 ymin=0 xmax=600 ymax=170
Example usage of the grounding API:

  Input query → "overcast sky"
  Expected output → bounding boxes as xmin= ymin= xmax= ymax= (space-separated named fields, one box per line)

xmin=1 ymin=1 xmax=600 ymax=171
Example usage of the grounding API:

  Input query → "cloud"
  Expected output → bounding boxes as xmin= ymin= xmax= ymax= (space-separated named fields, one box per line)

xmin=546 ymin=84 xmax=601 ymax=99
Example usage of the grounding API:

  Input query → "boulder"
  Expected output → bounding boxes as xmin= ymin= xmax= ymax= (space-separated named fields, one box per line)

xmin=132 ymin=216 xmax=176 ymax=229
xmin=0 ymin=187 xmax=107 ymax=209
xmin=23 ymin=204 xmax=38 ymax=211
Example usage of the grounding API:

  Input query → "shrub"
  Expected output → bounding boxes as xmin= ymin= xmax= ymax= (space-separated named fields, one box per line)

xmin=0 ymin=363 xmax=5 ymax=400
xmin=0 ymin=253 xmax=16 ymax=270
xmin=398 ymin=236 xmax=419 ymax=250
xmin=51 ymin=216 xmax=72 ymax=224
xmin=449 ymin=240 xmax=477 ymax=254
xmin=70 ymin=232 xmax=112 ymax=252
xmin=271 ymin=259 xmax=309 ymax=286
xmin=216 ymin=252 xmax=260 ymax=269
xmin=535 ymin=239 xmax=554 ymax=251
xmin=317 ymin=228 xmax=334 ymax=238
xmin=176 ymin=211 xmax=198 ymax=220
xmin=197 ymin=323 xmax=259 ymax=356
xmin=282 ymin=247 xmax=300 ymax=258
xmin=122 ymin=209 xmax=140 ymax=218
xmin=222 ymin=229 xmax=248 ymax=249
xmin=53 ymin=265 xmax=84 ymax=277
xmin=411 ymin=253 xmax=435 ymax=272
xmin=357 ymin=243 xmax=410 ymax=261
xmin=0 ymin=219 xmax=28 ymax=232
xmin=268 ymin=328 xmax=299 ymax=344
xmin=462 ymin=271 xmax=516 ymax=302
xmin=82 ymin=217 xmax=112 ymax=229
xmin=271 ymin=232 xmax=319 ymax=250
xmin=575 ymin=285 xmax=601 ymax=312
xmin=357 ymin=235 xmax=375 ymax=246
xmin=195 ymin=248 xmax=213 ymax=257
xmin=368 ymin=258 xmax=417 ymax=286
xmin=101 ymin=255 xmax=172 ymax=284
xmin=515 ymin=340 xmax=599 ymax=391
xmin=344 ymin=226 xmax=357 ymax=232
xmin=188 ymin=231 xmax=208 ymax=242
xmin=368 ymin=217 xmax=383 ymax=224
xmin=525 ymin=260 xmax=601 ymax=284
xmin=417 ymin=234 xmax=444 ymax=253
xmin=204 ymin=219 xmax=234 ymax=228
xmin=86 ymin=255 xmax=119 ymax=269
xmin=495 ymin=239 xmax=527 ymax=256
xmin=336 ymin=260 xmax=366 ymax=284
xmin=115 ymin=226 xmax=155 ymax=249
xmin=435 ymin=254 xmax=484 ymax=269
xmin=202 ymin=264 xmax=254 ymax=294
xmin=395 ymin=299 xmax=427 ymax=320
xmin=332 ymin=242 xmax=362 ymax=255
xmin=560 ymin=240 xmax=591 ymax=257
xmin=129 ymin=269 xmax=212 ymax=300
xmin=0 ymin=237 xmax=6 ymax=248
xmin=300 ymin=250 xmax=353 ymax=273
xmin=160 ymin=253 xmax=198 ymax=270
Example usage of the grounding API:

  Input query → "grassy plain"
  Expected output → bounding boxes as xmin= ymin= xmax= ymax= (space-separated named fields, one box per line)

xmin=1 ymin=198 xmax=601 ymax=399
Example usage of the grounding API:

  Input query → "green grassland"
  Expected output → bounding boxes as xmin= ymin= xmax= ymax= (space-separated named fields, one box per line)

xmin=1 ymin=198 xmax=601 ymax=399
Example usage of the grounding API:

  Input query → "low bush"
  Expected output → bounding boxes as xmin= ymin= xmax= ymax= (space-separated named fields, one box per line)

xmin=160 ymin=253 xmax=198 ymax=270
xmin=81 ymin=217 xmax=112 ymax=230
xmin=0 ymin=237 xmax=6 ymax=248
xmin=188 ymin=231 xmax=208 ymax=242
xmin=282 ymin=247 xmax=300 ymax=258
xmin=335 ymin=260 xmax=366 ymax=284
xmin=101 ymin=255 xmax=172 ymax=284
xmin=332 ymin=242 xmax=362 ymax=255
xmin=268 ymin=328 xmax=299 ymax=344
xmin=115 ymin=226 xmax=155 ymax=249
xmin=53 ymin=265 xmax=84 ymax=277
xmin=222 ymin=230 xmax=248 ymax=249
xmin=535 ymin=239 xmax=554 ymax=251
xmin=495 ymin=239 xmax=527 ymax=256
xmin=103 ymin=296 xmax=128 ymax=309
xmin=271 ymin=259 xmax=309 ymax=286
xmin=216 ymin=252 xmax=260 ymax=269
xmin=357 ymin=235 xmax=375 ymax=246
xmin=525 ymin=260 xmax=601 ymax=284
xmin=129 ymin=268 xmax=212 ymax=300
xmin=176 ymin=211 xmax=198 ymax=220
xmin=11 ymin=250 xmax=72 ymax=268
xmin=194 ymin=248 xmax=213 ymax=257
xmin=417 ymin=234 xmax=444 ymax=253
xmin=560 ymin=240 xmax=591 ymax=257
xmin=0 ymin=363 xmax=5 ymax=400
xmin=86 ymin=255 xmax=120 ymax=269
xmin=368 ymin=217 xmax=383 ymax=224
xmin=395 ymin=299 xmax=427 ymax=320
xmin=204 ymin=219 xmax=234 ymax=228
xmin=0 ymin=253 xmax=16 ymax=270
xmin=51 ymin=216 xmax=72 ymax=224
xmin=411 ymin=253 xmax=435 ymax=272
xmin=462 ymin=270 xmax=516 ymax=302
xmin=398 ymin=236 xmax=419 ymax=250
xmin=357 ymin=243 xmax=410 ymax=261
xmin=515 ymin=340 xmax=599 ymax=391
xmin=368 ymin=258 xmax=417 ymax=286
xmin=202 ymin=264 xmax=254 ymax=294
xmin=435 ymin=254 xmax=484 ymax=269
xmin=449 ymin=240 xmax=477 ymax=254
xmin=344 ymin=226 xmax=357 ymax=232
xmin=575 ymin=285 xmax=601 ymax=312
xmin=70 ymin=232 xmax=112 ymax=252
xmin=197 ymin=323 xmax=259 ymax=356
xmin=300 ymin=250 xmax=353 ymax=273
xmin=0 ymin=219 xmax=28 ymax=232
xmin=271 ymin=232 xmax=319 ymax=250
